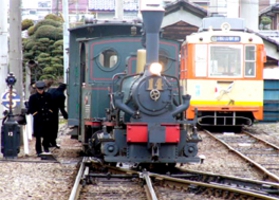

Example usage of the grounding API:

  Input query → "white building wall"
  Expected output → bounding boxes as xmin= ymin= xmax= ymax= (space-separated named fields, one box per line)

xmin=239 ymin=0 xmax=259 ymax=31
xmin=226 ymin=0 xmax=239 ymax=18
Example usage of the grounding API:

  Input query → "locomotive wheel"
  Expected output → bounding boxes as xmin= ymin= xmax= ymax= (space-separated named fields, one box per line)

xmin=88 ymin=130 xmax=103 ymax=157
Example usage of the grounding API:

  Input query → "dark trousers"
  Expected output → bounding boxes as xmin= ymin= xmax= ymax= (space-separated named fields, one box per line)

xmin=35 ymin=136 xmax=51 ymax=154
xmin=50 ymin=114 xmax=59 ymax=146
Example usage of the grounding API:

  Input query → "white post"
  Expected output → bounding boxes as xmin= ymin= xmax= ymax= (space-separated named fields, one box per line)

xmin=63 ymin=0 xmax=69 ymax=83
xmin=0 ymin=0 xmax=9 ymax=115
xmin=25 ymin=63 xmax=31 ymax=100
xmin=26 ymin=114 xmax=33 ymax=140
xmin=23 ymin=125 xmax=29 ymax=155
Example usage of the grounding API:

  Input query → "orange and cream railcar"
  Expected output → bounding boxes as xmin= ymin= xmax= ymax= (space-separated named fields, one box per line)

xmin=180 ymin=19 xmax=266 ymax=127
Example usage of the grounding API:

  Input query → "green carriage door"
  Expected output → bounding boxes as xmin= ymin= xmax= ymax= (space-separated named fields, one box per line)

xmin=86 ymin=36 xmax=142 ymax=119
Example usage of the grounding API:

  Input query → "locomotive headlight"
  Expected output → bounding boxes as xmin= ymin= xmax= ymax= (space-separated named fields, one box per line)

xmin=149 ymin=62 xmax=162 ymax=75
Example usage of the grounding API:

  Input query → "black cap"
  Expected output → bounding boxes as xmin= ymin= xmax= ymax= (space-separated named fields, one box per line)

xmin=35 ymin=81 xmax=45 ymax=89
xmin=58 ymin=83 xmax=67 ymax=90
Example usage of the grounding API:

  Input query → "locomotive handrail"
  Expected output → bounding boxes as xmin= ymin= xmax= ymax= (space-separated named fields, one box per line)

xmin=162 ymin=74 xmax=181 ymax=104
xmin=111 ymin=72 xmax=127 ymax=94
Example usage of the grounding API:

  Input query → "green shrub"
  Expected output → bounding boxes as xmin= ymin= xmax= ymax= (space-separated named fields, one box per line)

xmin=27 ymin=26 xmax=35 ymax=36
xmin=54 ymin=40 xmax=63 ymax=48
xmin=43 ymin=66 xmax=56 ymax=73
xmin=33 ymin=19 xmax=62 ymax=32
xmin=24 ymin=40 xmax=37 ymax=50
xmin=38 ymin=38 xmax=50 ymax=43
xmin=44 ymin=14 xmax=64 ymax=22
xmin=22 ymin=19 xmax=34 ymax=31
xmin=40 ymin=74 xmax=56 ymax=80
xmin=35 ymin=25 xmax=62 ymax=40
xmin=38 ymin=53 xmax=50 ymax=58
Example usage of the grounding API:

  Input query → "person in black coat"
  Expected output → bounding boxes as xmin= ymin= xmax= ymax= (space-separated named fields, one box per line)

xmin=28 ymin=81 xmax=54 ymax=156
xmin=48 ymin=83 xmax=68 ymax=148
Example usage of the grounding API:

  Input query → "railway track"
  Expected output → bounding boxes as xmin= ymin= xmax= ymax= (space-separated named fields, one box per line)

xmin=69 ymin=157 xmax=279 ymax=200
xmin=204 ymin=129 xmax=279 ymax=182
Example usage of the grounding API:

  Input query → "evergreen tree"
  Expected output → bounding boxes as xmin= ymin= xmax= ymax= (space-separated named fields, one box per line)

xmin=22 ymin=14 xmax=64 ymax=83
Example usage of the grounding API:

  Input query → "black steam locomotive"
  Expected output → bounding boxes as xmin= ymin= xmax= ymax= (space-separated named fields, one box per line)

xmin=67 ymin=5 xmax=202 ymax=166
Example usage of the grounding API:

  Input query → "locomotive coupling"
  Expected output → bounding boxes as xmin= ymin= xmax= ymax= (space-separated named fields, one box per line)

xmin=151 ymin=143 xmax=160 ymax=161
xmin=186 ymin=126 xmax=202 ymax=142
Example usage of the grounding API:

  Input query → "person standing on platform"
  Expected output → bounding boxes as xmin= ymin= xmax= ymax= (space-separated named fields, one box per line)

xmin=28 ymin=81 xmax=54 ymax=156
xmin=48 ymin=83 xmax=68 ymax=148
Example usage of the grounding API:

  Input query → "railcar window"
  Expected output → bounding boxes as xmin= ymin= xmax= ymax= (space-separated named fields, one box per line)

xmin=209 ymin=45 xmax=242 ymax=78
xmin=99 ymin=49 xmax=118 ymax=68
xmin=194 ymin=44 xmax=207 ymax=77
xmin=244 ymin=46 xmax=256 ymax=77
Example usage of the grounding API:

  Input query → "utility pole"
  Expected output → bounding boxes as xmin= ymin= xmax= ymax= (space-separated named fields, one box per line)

xmin=56 ymin=0 xmax=60 ymax=15
xmin=9 ymin=0 xmax=23 ymax=114
xmin=115 ymin=0 xmax=124 ymax=19
xmin=0 ymin=0 xmax=9 ymax=115
xmin=63 ymin=0 xmax=69 ymax=83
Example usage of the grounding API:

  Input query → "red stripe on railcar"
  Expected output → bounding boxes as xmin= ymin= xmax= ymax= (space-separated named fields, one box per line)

xmin=84 ymin=121 xmax=101 ymax=127
xmin=164 ymin=124 xmax=180 ymax=143
xmin=126 ymin=123 xmax=180 ymax=143
xmin=127 ymin=124 xmax=148 ymax=143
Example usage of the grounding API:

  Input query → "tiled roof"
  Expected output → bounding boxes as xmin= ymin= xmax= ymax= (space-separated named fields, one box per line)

xmin=259 ymin=3 xmax=279 ymax=16
xmin=164 ymin=0 xmax=207 ymax=17
xmin=247 ymin=29 xmax=279 ymax=48
xmin=258 ymin=30 xmax=279 ymax=44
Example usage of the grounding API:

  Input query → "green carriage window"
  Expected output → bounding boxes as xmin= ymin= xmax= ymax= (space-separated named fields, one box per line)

xmin=159 ymin=50 xmax=168 ymax=72
xmin=99 ymin=49 xmax=118 ymax=68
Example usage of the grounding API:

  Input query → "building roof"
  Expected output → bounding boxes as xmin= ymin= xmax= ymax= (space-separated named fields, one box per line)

xmin=164 ymin=0 xmax=207 ymax=18
xmin=259 ymin=3 xmax=279 ymax=17
xmin=258 ymin=30 xmax=279 ymax=44
xmin=162 ymin=0 xmax=207 ymax=41
xmin=88 ymin=0 xmax=138 ymax=12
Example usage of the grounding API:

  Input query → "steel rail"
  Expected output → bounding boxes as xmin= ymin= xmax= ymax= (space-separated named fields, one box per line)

xmin=243 ymin=130 xmax=279 ymax=150
xmin=90 ymin=160 xmax=279 ymax=199
xmin=150 ymin=173 xmax=279 ymax=200
xmin=91 ymin=163 xmax=158 ymax=200
xmin=204 ymin=130 xmax=279 ymax=182
xmin=140 ymin=170 xmax=158 ymax=200
xmin=0 ymin=159 xmax=59 ymax=163
xmin=177 ymin=167 xmax=279 ymax=188
xmin=68 ymin=157 xmax=87 ymax=200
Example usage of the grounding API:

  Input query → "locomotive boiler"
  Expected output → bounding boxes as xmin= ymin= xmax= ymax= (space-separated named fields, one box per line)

xmin=68 ymin=5 xmax=201 ymax=166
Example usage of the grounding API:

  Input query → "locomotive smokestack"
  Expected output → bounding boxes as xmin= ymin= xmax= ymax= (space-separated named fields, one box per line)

xmin=141 ymin=5 xmax=165 ymax=70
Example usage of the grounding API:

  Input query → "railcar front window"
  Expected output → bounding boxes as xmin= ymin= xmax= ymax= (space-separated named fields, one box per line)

xmin=244 ymin=46 xmax=256 ymax=77
xmin=209 ymin=45 xmax=242 ymax=77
